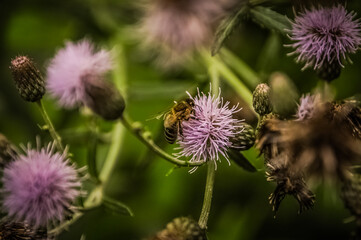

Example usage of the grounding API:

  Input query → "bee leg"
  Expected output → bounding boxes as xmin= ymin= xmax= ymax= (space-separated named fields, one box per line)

xmin=178 ymin=121 xmax=183 ymax=140
xmin=190 ymin=109 xmax=196 ymax=120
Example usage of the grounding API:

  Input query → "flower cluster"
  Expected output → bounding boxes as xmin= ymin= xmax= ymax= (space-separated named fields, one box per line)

xmin=2 ymin=143 xmax=82 ymax=227
xmin=255 ymin=82 xmax=361 ymax=213
xmin=175 ymin=89 xmax=243 ymax=170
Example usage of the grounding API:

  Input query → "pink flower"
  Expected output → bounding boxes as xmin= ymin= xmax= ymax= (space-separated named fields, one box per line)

xmin=139 ymin=0 xmax=234 ymax=64
xmin=175 ymin=89 xmax=242 ymax=170
xmin=46 ymin=39 xmax=113 ymax=108
xmin=2 ymin=143 xmax=82 ymax=227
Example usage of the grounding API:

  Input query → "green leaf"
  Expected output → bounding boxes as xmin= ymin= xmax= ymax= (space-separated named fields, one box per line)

xmin=211 ymin=4 xmax=249 ymax=56
xmin=249 ymin=6 xmax=291 ymax=35
xmin=102 ymin=196 xmax=134 ymax=217
xmin=228 ymin=149 xmax=257 ymax=172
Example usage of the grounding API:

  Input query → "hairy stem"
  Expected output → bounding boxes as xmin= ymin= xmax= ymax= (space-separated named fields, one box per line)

xmin=198 ymin=161 xmax=216 ymax=229
xmin=36 ymin=100 xmax=64 ymax=152
xmin=120 ymin=115 xmax=203 ymax=167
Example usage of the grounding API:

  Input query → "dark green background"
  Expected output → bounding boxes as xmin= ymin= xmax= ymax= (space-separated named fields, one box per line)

xmin=1 ymin=0 xmax=361 ymax=239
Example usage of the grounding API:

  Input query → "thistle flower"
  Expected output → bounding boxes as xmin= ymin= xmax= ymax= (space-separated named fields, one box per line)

xmin=288 ymin=5 xmax=361 ymax=79
xmin=296 ymin=94 xmax=321 ymax=121
xmin=46 ymin=39 xmax=124 ymax=119
xmin=149 ymin=217 xmax=207 ymax=240
xmin=9 ymin=56 xmax=45 ymax=102
xmin=139 ymin=0 xmax=234 ymax=64
xmin=175 ymin=89 xmax=242 ymax=169
xmin=2 ymin=143 xmax=82 ymax=227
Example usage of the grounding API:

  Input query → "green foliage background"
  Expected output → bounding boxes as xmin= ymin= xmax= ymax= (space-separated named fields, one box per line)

xmin=1 ymin=0 xmax=361 ymax=239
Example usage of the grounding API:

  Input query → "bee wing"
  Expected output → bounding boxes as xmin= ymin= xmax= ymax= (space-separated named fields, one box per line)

xmin=146 ymin=110 xmax=170 ymax=121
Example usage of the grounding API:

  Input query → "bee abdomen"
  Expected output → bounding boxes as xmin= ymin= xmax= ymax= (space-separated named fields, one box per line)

xmin=164 ymin=127 xmax=177 ymax=144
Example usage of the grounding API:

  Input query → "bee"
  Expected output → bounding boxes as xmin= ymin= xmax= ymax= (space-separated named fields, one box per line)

xmin=163 ymin=98 xmax=195 ymax=144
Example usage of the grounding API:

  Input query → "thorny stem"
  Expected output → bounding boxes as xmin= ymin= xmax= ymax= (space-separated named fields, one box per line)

xmin=36 ymin=100 xmax=64 ymax=152
xmin=120 ymin=114 xmax=203 ymax=167
xmin=198 ymin=160 xmax=216 ymax=229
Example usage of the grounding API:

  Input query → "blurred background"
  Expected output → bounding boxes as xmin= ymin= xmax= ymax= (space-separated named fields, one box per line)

xmin=1 ymin=0 xmax=361 ymax=239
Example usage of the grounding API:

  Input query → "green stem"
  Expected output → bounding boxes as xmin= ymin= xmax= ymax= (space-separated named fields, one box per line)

xmin=98 ymin=122 xmax=125 ymax=183
xmin=201 ymin=50 xmax=253 ymax=108
xmin=36 ymin=100 xmax=64 ymax=152
xmin=120 ymin=115 xmax=203 ymax=167
xmin=220 ymin=48 xmax=261 ymax=89
xmin=198 ymin=161 xmax=216 ymax=229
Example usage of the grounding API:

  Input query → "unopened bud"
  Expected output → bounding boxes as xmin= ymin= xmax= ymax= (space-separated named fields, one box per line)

xmin=83 ymin=74 xmax=125 ymax=121
xmin=10 ymin=56 xmax=45 ymax=102
xmin=150 ymin=217 xmax=207 ymax=240
xmin=0 ymin=222 xmax=33 ymax=240
xmin=253 ymin=83 xmax=272 ymax=116
xmin=230 ymin=123 xmax=255 ymax=150
xmin=316 ymin=60 xmax=341 ymax=82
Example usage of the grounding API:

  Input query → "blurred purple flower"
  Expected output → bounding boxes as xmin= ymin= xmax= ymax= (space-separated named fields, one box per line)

xmin=296 ymin=94 xmax=321 ymax=120
xmin=47 ymin=39 xmax=113 ymax=108
xmin=2 ymin=143 xmax=82 ymax=227
xmin=288 ymin=5 xmax=361 ymax=70
xmin=175 ymin=89 xmax=242 ymax=170
xmin=139 ymin=0 xmax=234 ymax=64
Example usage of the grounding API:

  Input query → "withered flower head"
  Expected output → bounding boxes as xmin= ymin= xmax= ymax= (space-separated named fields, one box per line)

xmin=277 ymin=103 xmax=361 ymax=180
xmin=341 ymin=173 xmax=361 ymax=221
xmin=266 ymin=153 xmax=315 ymax=214
xmin=149 ymin=217 xmax=207 ymax=240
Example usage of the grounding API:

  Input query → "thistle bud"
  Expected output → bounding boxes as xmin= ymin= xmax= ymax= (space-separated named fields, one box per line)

xmin=150 ymin=217 xmax=207 ymax=240
xmin=230 ymin=123 xmax=255 ymax=150
xmin=0 ymin=133 xmax=17 ymax=168
xmin=10 ymin=56 xmax=45 ymax=102
xmin=316 ymin=60 xmax=341 ymax=82
xmin=253 ymin=83 xmax=272 ymax=116
xmin=0 ymin=222 xmax=33 ymax=240
xmin=83 ymin=74 xmax=125 ymax=121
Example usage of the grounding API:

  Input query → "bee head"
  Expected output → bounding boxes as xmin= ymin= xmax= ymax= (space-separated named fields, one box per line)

xmin=186 ymin=98 xmax=195 ymax=107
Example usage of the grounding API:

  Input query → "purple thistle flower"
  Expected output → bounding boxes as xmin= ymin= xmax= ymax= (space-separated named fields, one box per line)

xmin=139 ymin=0 xmax=235 ymax=65
xmin=46 ymin=39 xmax=113 ymax=108
xmin=288 ymin=5 xmax=361 ymax=70
xmin=2 ymin=143 xmax=82 ymax=227
xmin=175 ymin=89 xmax=243 ymax=170
xmin=296 ymin=94 xmax=321 ymax=120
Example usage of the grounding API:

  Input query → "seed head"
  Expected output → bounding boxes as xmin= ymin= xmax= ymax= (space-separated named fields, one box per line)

xmin=9 ymin=56 xmax=45 ymax=102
